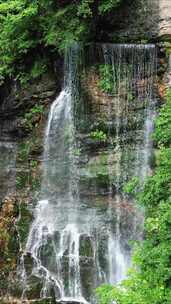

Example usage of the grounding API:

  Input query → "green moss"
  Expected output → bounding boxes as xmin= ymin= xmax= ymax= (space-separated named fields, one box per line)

xmin=84 ymin=152 xmax=109 ymax=178
xmin=163 ymin=42 xmax=171 ymax=55
xmin=25 ymin=275 xmax=43 ymax=300
xmin=17 ymin=141 xmax=31 ymax=163
xmin=16 ymin=173 xmax=29 ymax=190
xmin=17 ymin=135 xmax=42 ymax=191
xmin=0 ymin=197 xmax=19 ymax=294
xmin=79 ymin=235 xmax=93 ymax=257
xmin=17 ymin=202 xmax=32 ymax=245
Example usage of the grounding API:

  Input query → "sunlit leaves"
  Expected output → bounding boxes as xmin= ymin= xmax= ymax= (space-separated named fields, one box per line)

xmin=77 ymin=0 xmax=94 ymax=18
xmin=0 ymin=0 xmax=122 ymax=79
xmin=98 ymin=0 xmax=121 ymax=14
xmin=154 ymin=89 xmax=171 ymax=146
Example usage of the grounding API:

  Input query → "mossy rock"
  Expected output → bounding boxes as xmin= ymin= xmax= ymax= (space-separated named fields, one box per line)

xmin=23 ymin=253 xmax=35 ymax=277
xmin=79 ymin=235 xmax=93 ymax=257
xmin=39 ymin=235 xmax=57 ymax=273
xmin=98 ymin=235 xmax=109 ymax=273
xmin=17 ymin=202 xmax=32 ymax=245
xmin=8 ymin=278 xmax=24 ymax=298
xmin=80 ymin=262 xmax=95 ymax=301
xmin=61 ymin=256 xmax=69 ymax=293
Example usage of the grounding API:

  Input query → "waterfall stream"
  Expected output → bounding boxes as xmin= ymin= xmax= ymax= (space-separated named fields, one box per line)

xmin=20 ymin=44 xmax=157 ymax=303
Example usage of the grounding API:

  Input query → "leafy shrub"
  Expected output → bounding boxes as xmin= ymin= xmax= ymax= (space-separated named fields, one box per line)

xmin=0 ymin=0 xmax=122 ymax=79
xmin=24 ymin=104 xmax=44 ymax=130
xmin=98 ymin=0 xmax=121 ymax=14
xmin=123 ymin=176 xmax=139 ymax=195
xmin=98 ymin=64 xmax=114 ymax=94
xmin=154 ymin=89 xmax=171 ymax=146
xmin=90 ymin=129 xmax=107 ymax=141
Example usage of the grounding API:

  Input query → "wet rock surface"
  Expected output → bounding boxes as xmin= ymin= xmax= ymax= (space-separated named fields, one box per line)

xmin=14 ymin=44 xmax=155 ymax=303
xmin=0 ymin=73 xmax=57 ymax=139
xmin=0 ymin=38 xmax=166 ymax=303
xmin=0 ymin=141 xmax=16 ymax=201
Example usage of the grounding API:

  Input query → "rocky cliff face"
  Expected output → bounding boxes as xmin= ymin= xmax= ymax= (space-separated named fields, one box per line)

xmin=0 ymin=70 xmax=58 ymax=208
xmin=0 ymin=0 xmax=170 ymax=143
xmin=159 ymin=0 xmax=171 ymax=39
xmin=0 ymin=1 xmax=170 ymax=303
xmin=0 ymin=70 xmax=59 ymax=303
xmin=0 ymin=73 xmax=57 ymax=140
xmin=98 ymin=0 xmax=171 ymax=42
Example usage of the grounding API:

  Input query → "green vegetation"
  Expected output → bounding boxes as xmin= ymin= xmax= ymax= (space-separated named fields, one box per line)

xmin=90 ymin=129 xmax=107 ymax=141
xmin=98 ymin=64 xmax=114 ymax=94
xmin=164 ymin=42 xmax=171 ymax=55
xmin=154 ymin=89 xmax=171 ymax=146
xmin=0 ymin=196 xmax=19 ymax=293
xmin=16 ymin=58 xmax=48 ymax=86
xmin=98 ymin=63 xmax=134 ymax=97
xmin=123 ymin=176 xmax=139 ymax=195
xmin=17 ymin=141 xmax=30 ymax=163
xmin=73 ymin=148 xmax=81 ymax=157
xmin=17 ymin=137 xmax=41 ymax=192
xmin=24 ymin=104 xmax=44 ymax=131
xmin=96 ymin=89 xmax=171 ymax=304
xmin=17 ymin=201 xmax=32 ymax=245
xmin=0 ymin=0 xmax=122 ymax=81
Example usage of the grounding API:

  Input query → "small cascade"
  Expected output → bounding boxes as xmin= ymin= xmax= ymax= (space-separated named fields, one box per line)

xmin=20 ymin=44 xmax=157 ymax=303
xmin=100 ymin=44 xmax=128 ymax=284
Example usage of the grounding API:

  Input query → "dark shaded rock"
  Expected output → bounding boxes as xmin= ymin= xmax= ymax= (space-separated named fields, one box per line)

xmin=25 ymin=275 xmax=44 ymax=300
xmin=30 ymin=299 xmax=55 ymax=304
xmin=23 ymin=253 xmax=35 ymax=277
xmin=0 ymin=72 xmax=57 ymax=139
xmin=0 ymin=142 xmax=16 ymax=201
xmin=94 ymin=0 xmax=160 ymax=42
xmin=60 ymin=256 xmax=69 ymax=293
xmin=80 ymin=257 xmax=95 ymax=301
xmin=97 ymin=235 xmax=109 ymax=273
xmin=53 ymin=231 xmax=61 ymax=249
xmin=39 ymin=235 xmax=57 ymax=274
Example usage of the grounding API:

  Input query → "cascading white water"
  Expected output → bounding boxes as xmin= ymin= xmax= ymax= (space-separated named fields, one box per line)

xmin=101 ymin=44 xmax=128 ymax=284
xmin=21 ymin=44 xmax=86 ymax=303
xmin=98 ymin=44 xmax=157 ymax=285
xmin=20 ymin=44 xmax=157 ymax=303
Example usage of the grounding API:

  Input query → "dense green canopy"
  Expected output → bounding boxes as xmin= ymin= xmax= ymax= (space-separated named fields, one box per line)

xmin=0 ymin=0 xmax=121 ymax=79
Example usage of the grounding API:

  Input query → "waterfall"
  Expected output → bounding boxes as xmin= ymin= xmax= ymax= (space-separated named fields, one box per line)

xmin=20 ymin=44 xmax=157 ymax=303
xmin=96 ymin=44 xmax=157 ymax=285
